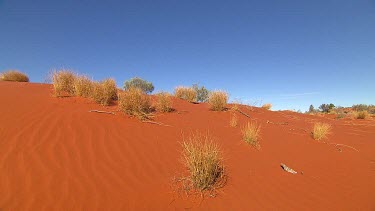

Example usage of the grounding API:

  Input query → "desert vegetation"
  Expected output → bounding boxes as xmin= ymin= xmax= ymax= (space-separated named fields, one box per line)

xmin=353 ymin=110 xmax=369 ymax=119
xmin=208 ymin=91 xmax=228 ymax=111
xmin=123 ymin=77 xmax=154 ymax=94
xmin=181 ymin=133 xmax=226 ymax=192
xmin=262 ymin=103 xmax=272 ymax=110
xmin=155 ymin=92 xmax=173 ymax=113
xmin=52 ymin=70 xmax=76 ymax=97
xmin=0 ymin=70 xmax=29 ymax=82
xmin=193 ymin=84 xmax=210 ymax=102
xmin=91 ymin=79 xmax=118 ymax=106
xmin=73 ymin=75 xmax=93 ymax=98
xmin=242 ymin=122 xmax=261 ymax=149
xmin=118 ymin=88 xmax=152 ymax=119
xmin=312 ymin=122 xmax=331 ymax=141
xmin=174 ymin=86 xmax=197 ymax=102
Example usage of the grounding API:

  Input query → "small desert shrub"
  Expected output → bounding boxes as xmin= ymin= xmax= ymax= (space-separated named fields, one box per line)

xmin=242 ymin=122 xmax=261 ymax=149
xmin=91 ymin=78 xmax=118 ymax=106
xmin=174 ymin=86 xmax=197 ymax=102
xmin=312 ymin=122 xmax=331 ymax=140
xmin=229 ymin=113 xmax=238 ymax=127
xmin=208 ymin=91 xmax=228 ymax=111
xmin=118 ymin=88 xmax=151 ymax=119
xmin=336 ymin=112 xmax=346 ymax=119
xmin=74 ymin=76 xmax=93 ymax=98
xmin=262 ymin=103 xmax=272 ymax=110
xmin=123 ymin=77 xmax=154 ymax=94
xmin=0 ymin=70 xmax=29 ymax=82
xmin=155 ymin=92 xmax=173 ymax=113
xmin=193 ymin=84 xmax=210 ymax=102
xmin=52 ymin=70 xmax=76 ymax=97
xmin=181 ymin=133 xmax=225 ymax=191
xmin=355 ymin=111 xmax=369 ymax=119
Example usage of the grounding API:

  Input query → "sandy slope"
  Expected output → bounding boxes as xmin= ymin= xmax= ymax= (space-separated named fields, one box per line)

xmin=0 ymin=81 xmax=374 ymax=210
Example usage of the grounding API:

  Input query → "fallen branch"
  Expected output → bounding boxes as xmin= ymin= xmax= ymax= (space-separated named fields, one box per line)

xmin=280 ymin=163 xmax=297 ymax=174
xmin=142 ymin=120 xmax=172 ymax=127
xmin=327 ymin=143 xmax=359 ymax=152
xmin=236 ymin=109 xmax=251 ymax=119
xmin=89 ymin=110 xmax=115 ymax=115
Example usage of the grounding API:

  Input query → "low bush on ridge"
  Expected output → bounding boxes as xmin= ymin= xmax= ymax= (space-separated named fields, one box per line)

xmin=242 ymin=121 xmax=261 ymax=149
xmin=181 ymin=133 xmax=226 ymax=192
xmin=74 ymin=75 xmax=93 ymax=98
xmin=312 ymin=122 xmax=331 ymax=140
xmin=208 ymin=91 xmax=228 ymax=111
xmin=52 ymin=70 xmax=76 ymax=97
xmin=118 ymin=88 xmax=151 ymax=119
xmin=155 ymin=92 xmax=173 ymax=113
xmin=262 ymin=103 xmax=272 ymax=110
xmin=0 ymin=70 xmax=29 ymax=82
xmin=174 ymin=86 xmax=197 ymax=102
xmin=91 ymin=78 xmax=118 ymax=106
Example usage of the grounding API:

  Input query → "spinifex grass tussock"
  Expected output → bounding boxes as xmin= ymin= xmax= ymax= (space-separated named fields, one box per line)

xmin=52 ymin=70 xmax=76 ymax=97
xmin=180 ymin=132 xmax=226 ymax=193
xmin=312 ymin=122 xmax=331 ymax=141
xmin=174 ymin=86 xmax=197 ymax=102
xmin=354 ymin=111 xmax=369 ymax=119
xmin=208 ymin=91 xmax=228 ymax=111
xmin=242 ymin=121 xmax=261 ymax=149
xmin=74 ymin=75 xmax=93 ymax=98
xmin=91 ymin=78 xmax=118 ymax=106
xmin=118 ymin=87 xmax=152 ymax=119
xmin=0 ymin=70 xmax=29 ymax=82
xmin=229 ymin=113 xmax=238 ymax=127
xmin=155 ymin=92 xmax=173 ymax=113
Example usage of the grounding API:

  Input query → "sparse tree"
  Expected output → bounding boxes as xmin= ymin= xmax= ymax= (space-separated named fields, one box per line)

xmin=193 ymin=84 xmax=210 ymax=102
xmin=309 ymin=104 xmax=315 ymax=113
xmin=123 ymin=77 xmax=154 ymax=94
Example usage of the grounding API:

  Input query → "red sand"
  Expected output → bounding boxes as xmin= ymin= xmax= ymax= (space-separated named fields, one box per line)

xmin=1 ymin=81 xmax=375 ymax=210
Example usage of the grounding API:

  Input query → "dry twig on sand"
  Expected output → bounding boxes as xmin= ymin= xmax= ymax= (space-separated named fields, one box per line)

xmin=236 ymin=109 xmax=251 ymax=119
xmin=327 ymin=143 xmax=359 ymax=152
xmin=89 ymin=110 xmax=115 ymax=115
xmin=142 ymin=120 xmax=172 ymax=127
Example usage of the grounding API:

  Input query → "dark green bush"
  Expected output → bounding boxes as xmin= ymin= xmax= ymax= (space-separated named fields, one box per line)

xmin=123 ymin=77 xmax=154 ymax=94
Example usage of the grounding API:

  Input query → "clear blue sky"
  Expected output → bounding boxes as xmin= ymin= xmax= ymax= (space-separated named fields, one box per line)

xmin=1 ymin=0 xmax=374 ymax=111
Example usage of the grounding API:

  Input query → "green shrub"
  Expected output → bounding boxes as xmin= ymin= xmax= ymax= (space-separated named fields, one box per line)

xmin=124 ymin=77 xmax=154 ymax=94
xmin=193 ymin=84 xmax=210 ymax=102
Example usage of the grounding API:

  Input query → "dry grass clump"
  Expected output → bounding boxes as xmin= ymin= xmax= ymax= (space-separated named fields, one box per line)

xmin=262 ymin=103 xmax=272 ymax=110
xmin=91 ymin=78 xmax=118 ymax=106
xmin=52 ymin=70 xmax=76 ymax=97
xmin=118 ymin=88 xmax=151 ymax=119
xmin=242 ymin=121 xmax=261 ymax=149
xmin=208 ymin=91 xmax=228 ymax=111
xmin=155 ymin=92 xmax=173 ymax=113
xmin=174 ymin=86 xmax=197 ymax=102
xmin=229 ymin=113 xmax=238 ymax=127
xmin=354 ymin=111 xmax=369 ymax=119
xmin=0 ymin=70 xmax=29 ymax=82
xmin=312 ymin=122 xmax=331 ymax=141
xmin=181 ymin=133 xmax=226 ymax=192
xmin=74 ymin=75 xmax=93 ymax=98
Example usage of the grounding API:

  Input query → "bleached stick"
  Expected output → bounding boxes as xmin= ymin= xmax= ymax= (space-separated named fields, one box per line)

xmin=89 ymin=110 xmax=115 ymax=115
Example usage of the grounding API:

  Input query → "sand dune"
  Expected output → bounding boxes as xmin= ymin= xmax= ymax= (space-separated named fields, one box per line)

xmin=1 ymin=81 xmax=374 ymax=210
